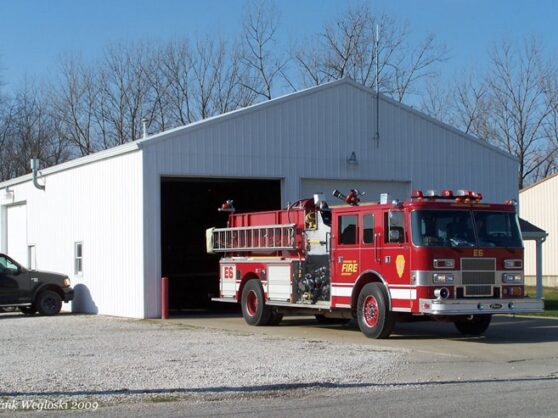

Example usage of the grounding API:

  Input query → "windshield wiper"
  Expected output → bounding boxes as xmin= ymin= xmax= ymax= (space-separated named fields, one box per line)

xmin=450 ymin=238 xmax=475 ymax=248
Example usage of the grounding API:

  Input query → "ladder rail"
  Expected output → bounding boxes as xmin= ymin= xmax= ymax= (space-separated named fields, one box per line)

xmin=212 ymin=224 xmax=298 ymax=252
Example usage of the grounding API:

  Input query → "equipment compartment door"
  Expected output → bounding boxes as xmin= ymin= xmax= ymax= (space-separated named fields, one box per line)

xmin=267 ymin=264 xmax=292 ymax=302
xmin=220 ymin=263 xmax=237 ymax=298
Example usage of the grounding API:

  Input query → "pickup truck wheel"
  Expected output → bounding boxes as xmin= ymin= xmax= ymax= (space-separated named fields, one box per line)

xmin=357 ymin=283 xmax=395 ymax=339
xmin=36 ymin=291 xmax=62 ymax=316
xmin=454 ymin=314 xmax=492 ymax=336
xmin=241 ymin=279 xmax=272 ymax=326
xmin=19 ymin=306 xmax=36 ymax=315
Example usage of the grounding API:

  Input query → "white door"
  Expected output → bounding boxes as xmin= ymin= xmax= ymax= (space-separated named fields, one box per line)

xmin=6 ymin=204 xmax=28 ymax=265
xmin=300 ymin=179 xmax=411 ymax=203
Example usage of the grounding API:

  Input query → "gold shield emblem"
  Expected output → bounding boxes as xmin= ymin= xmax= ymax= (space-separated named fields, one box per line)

xmin=396 ymin=255 xmax=405 ymax=278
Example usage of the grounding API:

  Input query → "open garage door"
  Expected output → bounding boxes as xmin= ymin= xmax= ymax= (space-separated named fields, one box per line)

xmin=6 ymin=204 xmax=28 ymax=266
xmin=301 ymin=179 xmax=411 ymax=203
xmin=161 ymin=177 xmax=281 ymax=313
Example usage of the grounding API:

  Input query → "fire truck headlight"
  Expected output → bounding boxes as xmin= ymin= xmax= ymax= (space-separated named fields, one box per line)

xmin=433 ymin=259 xmax=455 ymax=269
xmin=433 ymin=273 xmax=454 ymax=284
xmin=504 ymin=259 xmax=523 ymax=269
xmin=502 ymin=273 xmax=523 ymax=283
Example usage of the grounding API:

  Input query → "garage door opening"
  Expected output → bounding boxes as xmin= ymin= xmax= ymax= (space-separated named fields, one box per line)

xmin=161 ymin=177 xmax=281 ymax=314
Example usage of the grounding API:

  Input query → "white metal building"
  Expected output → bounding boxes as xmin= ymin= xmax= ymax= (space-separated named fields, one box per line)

xmin=520 ymin=174 xmax=557 ymax=287
xmin=0 ymin=78 xmax=519 ymax=318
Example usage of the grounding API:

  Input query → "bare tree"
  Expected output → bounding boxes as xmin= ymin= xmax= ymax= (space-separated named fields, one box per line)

xmin=240 ymin=0 xmax=288 ymax=100
xmin=450 ymin=71 xmax=490 ymax=138
xmin=484 ymin=37 xmax=555 ymax=188
xmin=212 ymin=43 xmax=258 ymax=114
xmin=142 ymin=48 xmax=171 ymax=134
xmin=0 ymin=81 xmax=70 ymax=180
xmin=422 ymin=37 xmax=558 ymax=189
xmin=420 ymin=76 xmax=453 ymax=123
xmin=533 ymin=70 xmax=558 ymax=179
xmin=159 ymin=40 xmax=196 ymax=126
xmin=157 ymin=37 xmax=259 ymax=126
xmin=50 ymin=55 xmax=99 ymax=156
xmin=294 ymin=3 xmax=446 ymax=103
xmin=0 ymin=98 xmax=16 ymax=181
xmin=96 ymin=42 xmax=156 ymax=147
xmin=190 ymin=37 xmax=221 ymax=119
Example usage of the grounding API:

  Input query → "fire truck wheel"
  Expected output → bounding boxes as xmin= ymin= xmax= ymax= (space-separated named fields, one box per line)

xmin=241 ymin=280 xmax=273 ymax=326
xmin=454 ymin=314 xmax=492 ymax=336
xmin=357 ymin=283 xmax=394 ymax=339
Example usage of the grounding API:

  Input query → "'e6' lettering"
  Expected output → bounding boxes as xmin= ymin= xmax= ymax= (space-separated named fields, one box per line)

xmin=223 ymin=266 xmax=235 ymax=279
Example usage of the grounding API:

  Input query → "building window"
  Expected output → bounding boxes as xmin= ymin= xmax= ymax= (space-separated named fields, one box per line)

xmin=27 ymin=245 xmax=36 ymax=269
xmin=74 ymin=242 xmax=83 ymax=275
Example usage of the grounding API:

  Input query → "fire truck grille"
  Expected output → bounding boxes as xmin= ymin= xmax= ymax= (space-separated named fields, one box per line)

xmin=464 ymin=285 xmax=493 ymax=297
xmin=461 ymin=258 xmax=496 ymax=271
xmin=462 ymin=272 xmax=495 ymax=285
xmin=461 ymin=258 xmax=496 ymax=297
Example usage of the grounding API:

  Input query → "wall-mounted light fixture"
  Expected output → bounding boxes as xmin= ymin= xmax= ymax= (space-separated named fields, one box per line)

xmin=2 ymin=187 xmax=14 ymax=202
xmin=2 ymin=186 xmax=14 ymax=201
xmin=347 ymin=151 xmax=358 ymax=165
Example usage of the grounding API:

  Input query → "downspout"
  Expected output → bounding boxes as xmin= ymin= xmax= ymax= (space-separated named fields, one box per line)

xmin=31 ymin=159 xmax=45 ymax=191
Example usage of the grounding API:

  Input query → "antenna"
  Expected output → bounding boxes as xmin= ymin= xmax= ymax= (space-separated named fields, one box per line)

xmin=375 ymin=23 xmax=380 ymax=148
xmin=142 ymin=118 xmax=148 ymax=139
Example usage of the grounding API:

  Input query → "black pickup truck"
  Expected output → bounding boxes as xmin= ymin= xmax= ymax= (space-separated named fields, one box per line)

xmin=0 ymin=253 xmax=74 ymax=315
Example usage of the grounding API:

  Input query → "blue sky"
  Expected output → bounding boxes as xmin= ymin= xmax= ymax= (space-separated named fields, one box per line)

xmin=0 ymin=0 xmax=557 ymax=93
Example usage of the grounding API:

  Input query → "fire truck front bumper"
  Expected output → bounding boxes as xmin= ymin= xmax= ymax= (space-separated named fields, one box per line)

xmin=418 ymin=298 xmax=544 ymax=315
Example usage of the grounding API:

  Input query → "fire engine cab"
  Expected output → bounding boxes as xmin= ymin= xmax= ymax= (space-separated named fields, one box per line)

xmin=206 ymin=189 xmax=544 ymax=338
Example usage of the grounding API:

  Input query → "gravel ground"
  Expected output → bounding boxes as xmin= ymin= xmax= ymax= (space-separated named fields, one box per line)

xmin=0 ymin=313 xmax=404 ymax=408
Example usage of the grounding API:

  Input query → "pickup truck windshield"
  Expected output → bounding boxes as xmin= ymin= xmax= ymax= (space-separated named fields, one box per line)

xmin=411 ymin=210 xmax=523 ymax=248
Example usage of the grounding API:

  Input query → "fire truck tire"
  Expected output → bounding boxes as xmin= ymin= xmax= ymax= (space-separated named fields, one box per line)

xmin=454 ymin=314 xmax=492 ymax=336
xmin=241 ymin=280 xmax=273 ymax=326
xmin=357 ymin=283 xmax=394 ymax=339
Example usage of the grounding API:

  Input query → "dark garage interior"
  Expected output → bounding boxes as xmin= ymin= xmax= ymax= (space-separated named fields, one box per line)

xmin=161 ymin=177 xmax=281 ymax=314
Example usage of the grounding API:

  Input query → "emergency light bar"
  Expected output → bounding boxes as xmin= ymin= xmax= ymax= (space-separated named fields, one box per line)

xmin=411 ymin=189 xmax=483 ymax=203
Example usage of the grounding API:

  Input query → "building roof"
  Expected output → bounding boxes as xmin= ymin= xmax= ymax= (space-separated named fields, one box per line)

xmin=0 ymin=77 xmax=516 ymax=189
xmin=519 ymin=172 xmax=558 ymax=194
xmin=519 ymin=217 xmax=548 ymax=240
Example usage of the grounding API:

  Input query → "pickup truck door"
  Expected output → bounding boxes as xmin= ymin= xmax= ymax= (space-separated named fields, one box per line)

xmin=0 ymin=255 xmax=30 ymax=304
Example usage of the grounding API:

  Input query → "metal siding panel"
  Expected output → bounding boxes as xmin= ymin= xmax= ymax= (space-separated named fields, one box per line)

xmin=520 ymin=176 xmax=557 ymax=277
xmin=4 ymin=152 xmax=145 ymax=318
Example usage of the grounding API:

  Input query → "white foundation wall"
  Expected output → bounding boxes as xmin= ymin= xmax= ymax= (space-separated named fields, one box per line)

xmin=0 ymin=151 xmax=145 ymax=317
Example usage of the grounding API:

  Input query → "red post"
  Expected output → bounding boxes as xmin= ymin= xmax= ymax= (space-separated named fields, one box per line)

xmin=161 ymin=276 xmax=169 ymax=320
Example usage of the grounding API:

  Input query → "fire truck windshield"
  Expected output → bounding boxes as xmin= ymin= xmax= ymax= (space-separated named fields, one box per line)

xmin=411 ymin=210 xmax=523 ymax=248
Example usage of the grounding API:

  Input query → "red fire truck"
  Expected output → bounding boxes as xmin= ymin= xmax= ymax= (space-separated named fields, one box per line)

xmin=206 ymin=189 xmax=544 ymax=338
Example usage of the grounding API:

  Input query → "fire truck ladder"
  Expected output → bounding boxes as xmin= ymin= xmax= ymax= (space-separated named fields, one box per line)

xmin=211 ymin=224 xmax=298 ymax=252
